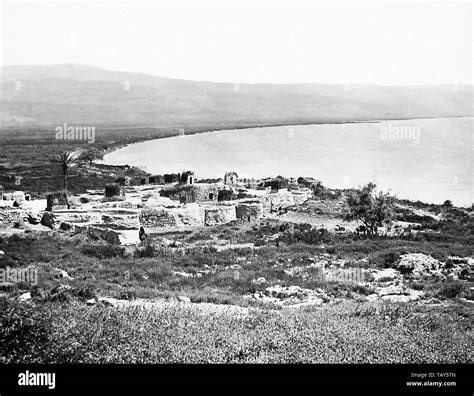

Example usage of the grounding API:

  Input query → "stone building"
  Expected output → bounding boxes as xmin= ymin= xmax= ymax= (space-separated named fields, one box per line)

xmin=2 ymin=190 xmax=26 ymax=205
xmin=194 ymin=184 xmax=219 ymax=202
xmin=180 ymin=171 xmax=195 ymax=185
xmin=46 ymin=191 xmax=69 ymax=211
xmin=224 ymin=171 xmax=238 ymax=186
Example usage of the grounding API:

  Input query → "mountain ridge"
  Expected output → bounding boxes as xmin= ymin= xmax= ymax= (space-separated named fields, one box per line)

xmin=1 ymin=64 xmax=472 ymax=127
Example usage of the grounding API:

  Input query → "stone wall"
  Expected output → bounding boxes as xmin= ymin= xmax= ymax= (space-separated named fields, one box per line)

xmin=204 ymin=205 xmax=237 ymax=226
xmin=194 ymin=184 xmax=219 ymax=202
xmin=260 ymin=190 xmax=312 ymax=211
xmin=140 ymin=208 xmax=176 ymax=227
xmin=41 ymin=211 xmax=103 ymax=229
xmin=46 ymin=192 xmax=68 ymax=211
xmin=101 ymin=212 xmax=140 ymax=230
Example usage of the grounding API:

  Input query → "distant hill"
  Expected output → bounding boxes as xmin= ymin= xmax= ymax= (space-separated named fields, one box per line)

xmin=1 ymin=64 xmax=472 ymax=128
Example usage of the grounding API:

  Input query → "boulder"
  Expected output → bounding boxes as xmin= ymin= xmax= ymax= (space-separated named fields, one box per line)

xmin=60 ymin=222 xmax=73 ymax=231
xmin=27 ymin=212 xmax=41 ymax=225
xmin=369 ymin=268 xmax=402 ymax=283
xmin=41 ymin=211 xmax=59 ymax=229
xmin=19 ymin=292 xmax=31 ymax=301
xmin=178 ymin=295 xmax=191 ymax=303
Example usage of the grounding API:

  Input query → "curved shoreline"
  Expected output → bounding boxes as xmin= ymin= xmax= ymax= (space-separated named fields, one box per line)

xmin=98 ymin=115 xmax=473 ymax=164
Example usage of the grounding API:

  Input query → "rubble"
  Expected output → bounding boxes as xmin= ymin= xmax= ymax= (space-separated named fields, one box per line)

xmin=396 ymin=253 xmax=442 ymax=277
xmin=248 ymin=285 xmax=330 ymax=307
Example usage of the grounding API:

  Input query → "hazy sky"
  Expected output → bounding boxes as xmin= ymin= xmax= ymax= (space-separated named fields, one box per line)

xmin=1 ymin=0 xmax=472 ymax=84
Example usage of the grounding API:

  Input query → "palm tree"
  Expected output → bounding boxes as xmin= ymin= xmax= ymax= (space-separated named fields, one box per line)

xmin=50 ymin=151 xmax=82 ymax=205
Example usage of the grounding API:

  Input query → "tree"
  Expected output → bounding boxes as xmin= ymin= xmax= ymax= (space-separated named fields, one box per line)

xmin=50 ymin=151 xmax=82 ymax=206
xmin=442 ymin=200 xmax=453 ymax=209
xmin=343 ymin=182 xmax=394 ymax=236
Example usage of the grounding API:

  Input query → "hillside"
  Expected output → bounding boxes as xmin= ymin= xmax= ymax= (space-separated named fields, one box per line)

xmin=1 ymin=64 xmax=472 ymax=127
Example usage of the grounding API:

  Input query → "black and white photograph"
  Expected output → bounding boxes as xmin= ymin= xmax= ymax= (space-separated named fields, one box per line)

xmin=0 ymin=0 xmax=472 ymax=392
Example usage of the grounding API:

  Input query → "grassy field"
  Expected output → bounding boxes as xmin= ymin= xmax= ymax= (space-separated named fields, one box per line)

xmin=0 ymin=209 xmax=472 ymax=363
xmin=2 ymin=299 xmax=471 ymax=363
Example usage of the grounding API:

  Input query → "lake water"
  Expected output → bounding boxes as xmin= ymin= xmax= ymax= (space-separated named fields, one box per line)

xmin=102 ymin=117 xmax=473 ymax=207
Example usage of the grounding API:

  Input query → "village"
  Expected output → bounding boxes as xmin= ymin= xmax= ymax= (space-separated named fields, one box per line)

xmin=0 ymin=170 xmax=316 ymax=245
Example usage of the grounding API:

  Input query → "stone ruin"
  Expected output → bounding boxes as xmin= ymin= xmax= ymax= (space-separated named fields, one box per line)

xmin=160 ymin=185 xmax=197 ymax=204
xmin=236 ymin=201 xmax=264 ymax=222
xmin=194 ymin=184 xmax=219 ymax=202
xmin=179 ymin=171 xmax=195 ymax=186
xmin=224 ymin=171 xmax=238 ymax=186
xmin=46 ymin=191 xmax=68 ymax=211
xmin=218 ymin=189 xmax=235 ymax=202
xmin=0 ymin=210 xmax=28 ymax=228
xmin=139 ymin=208 xmax=177 ymax=227
xmin=2 ymin=191 xmax=26 ymax=206
xmin=204 ymin=205 xmax=237 ymax=226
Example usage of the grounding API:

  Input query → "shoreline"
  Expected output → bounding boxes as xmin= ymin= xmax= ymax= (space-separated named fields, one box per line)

xmin=98 ymin=115 xmax=473 ymax=157
xmin=97 ymin=117 xmax=473 ymax=209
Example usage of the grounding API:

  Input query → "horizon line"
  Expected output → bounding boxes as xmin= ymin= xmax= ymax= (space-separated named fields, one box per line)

xmin=2 ymin=63 xmax=473 ymax=87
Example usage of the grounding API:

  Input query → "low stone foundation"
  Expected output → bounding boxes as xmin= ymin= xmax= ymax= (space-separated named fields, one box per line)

xmin=139 ymin=208 xmax=176 ymax=227
xmin=0 ymin=210 xmax=28 ymax=228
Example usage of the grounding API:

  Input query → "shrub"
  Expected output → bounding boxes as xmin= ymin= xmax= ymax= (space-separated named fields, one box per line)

xmin=343 ymin=183 xmax=394 ymax=236
xmin=436 ymin=280 xmax=468 ymax=299
xmin=134 ymin=239 xmax=157 ymax=258
xmin=104 ymin=183 xmax=122 ymax=198
xmin=81 ymin=242 xmax=124 ymax=259
xmin=368 ymin=249 xmax=403 ymax=268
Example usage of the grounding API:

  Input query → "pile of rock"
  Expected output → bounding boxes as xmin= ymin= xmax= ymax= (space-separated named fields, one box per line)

xmin=41 ymin=211 xmax=102 ymax=230
xmin=367 ymin=285 xmax=424 ymax=303
xmin=248 ymin=285 xmax=330 ymax=308
xmin=446 ymin=256 xmax=473 ymax=280
xmin=0 ymin=210 xmax=28 ymax=228
xmin=396 ymin=253 xmax=443 ymax=278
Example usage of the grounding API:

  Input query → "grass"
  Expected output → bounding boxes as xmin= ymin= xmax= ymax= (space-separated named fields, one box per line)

xmin=0 ymin=206 xmax=472 ymax=363
xmin=1 ymin=216 xmax=472 ymax=305
xmin=1 ymin=299 xmax=471 ymax=363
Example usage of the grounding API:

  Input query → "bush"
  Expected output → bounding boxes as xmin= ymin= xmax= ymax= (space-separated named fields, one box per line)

xmin=81 ymin=242 xmax=124 ymax=259
xmin=436 ymin=280 xmax=468 ymax=299
xmin=368 ymin=249 xmax=403 ymax=268
xmin=134 ymin=239 xmax=157 ymax=258
xmin=104 ymin=183 xmax=122 ymax=198
xmin=0 ymin=301 xmax=54 ymax=363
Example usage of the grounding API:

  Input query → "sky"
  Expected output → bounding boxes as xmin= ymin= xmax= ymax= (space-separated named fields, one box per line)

xmin=1 ymin=0 xmax=472 ymax=85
